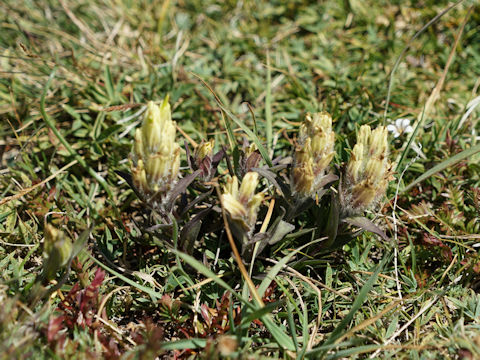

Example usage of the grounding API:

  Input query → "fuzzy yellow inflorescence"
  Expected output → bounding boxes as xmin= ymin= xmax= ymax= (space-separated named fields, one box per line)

xmin=221 ymin=172 xmax=264 ymax=233
xmin=131 ymin=98 xmax=181 ymax=202
xmin=43 ymin=224 xmax=72 ymax=280
xmin=343 ymin=125 xmax=393 ymax=213
xmin=292 ymin=112 xmax=335 ymax=196
xmin=194 ymin=139 xmax=214 ymax=167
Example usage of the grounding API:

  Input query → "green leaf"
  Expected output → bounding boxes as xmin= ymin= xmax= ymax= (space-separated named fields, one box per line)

xmin=385 ymin=314 xmax=399 ymax=338
xmin=87 ymin=252 xmax=163 ymax=300
xmin=258 ymin=238 xmax=324 ymax=299
xmin=343 ymin=216 xmax=389 ymax=241
xmin=172 ymin=249 xmax=295 ymax=351
xmin=160 ymin=338 xmax=207 ymax=351
xmin=402 ymin=143 xmax=480 ymax=193
xmin=239 ymin=300 xmax=285 ymax=329
xmin=319 ymin=254 xmax=390 ymax=349
xmin=70 ymin=226 xmax=92 ymax=260
xmin=172 ymin=250 xmax=252 ymax=306
xmin=265 ymin=52 xmax=273 ymax=151
xmin=104 ymin=65 xmax=115 ymax=101
xmin=219 ymin=104 xmax=273 ymax=167
xmin=96 ymin=124 xmax=122 ymax=142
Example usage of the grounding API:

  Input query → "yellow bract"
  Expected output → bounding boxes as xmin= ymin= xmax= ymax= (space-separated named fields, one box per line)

xmin=221 ymin=172 xmax=264 ymax=233
xmin=43 ymin=224 xmax=72 ymax=280
xmin=293 ymin=112 xmax=335 ymax=196
xmin=194 ymin=139 xmax=214 ymax=163
xmin=131 ymin=98 xmax=181 ymax=201
xmin=343 ymin=125 xmax=392 ymax=213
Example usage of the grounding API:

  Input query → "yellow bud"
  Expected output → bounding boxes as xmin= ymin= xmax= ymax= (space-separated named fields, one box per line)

xmin=222 ymin=193 xmax=247 ymax=220
xmin=43 ymin=224 xmax=72 ymax=280
xmin=133 ymin=129 xmax=144 ymax=162
xmin=247 ymin=192 xmax=264 ymax=226
xmin=132 ymin=159 xmax=148 ymax=193
xmin=221 ymin=173 xmax=264 ymax=234
xmin=142 ymin=101 xmax=163 ymax=152
xmin=194 ymin=139 xmax=214 ymax=161
xmin=131 ymin=97 xmax=181 ymax=203
xmin=316 ymin=150 xmax=335 ymax=176
xmin=357 ymin=125 xmax=372 ymax=146
xmin=239 ymin=172 xmax=259 ymax=202
xmin=364 ymin=158 xmax=385 ymax=180
xmin=224 ymin=176 xmax=239 ymax=198
xmin=342 ymin=124 xmax=392 ymax=214
xmin=369 ymin=126 xmax=388 ymax=157
xmin=293 ymin=159 xmax=314 ymax=196
xmin=145 ymin=154 xmax=167 ymax=185
xmin=294 ymin=112 xmax=335 ymax=197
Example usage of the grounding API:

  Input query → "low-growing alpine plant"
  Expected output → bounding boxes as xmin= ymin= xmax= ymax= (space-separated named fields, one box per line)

xmin=120 ymin=101 xmax=393 ymax=260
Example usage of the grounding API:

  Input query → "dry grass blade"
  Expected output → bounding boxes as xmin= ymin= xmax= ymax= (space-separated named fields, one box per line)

xmin=0 ymin=160 xmax=77 ymax=206
xmin=215 ymin=185 xmax=265 ymax=308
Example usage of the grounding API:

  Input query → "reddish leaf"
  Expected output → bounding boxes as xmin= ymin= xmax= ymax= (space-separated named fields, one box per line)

xmin=47 ymin=315 xmax=65 ymax=343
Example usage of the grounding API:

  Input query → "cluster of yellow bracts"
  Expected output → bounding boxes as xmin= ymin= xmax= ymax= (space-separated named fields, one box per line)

xmin=129 ymin=97 xmax=392 ymax=232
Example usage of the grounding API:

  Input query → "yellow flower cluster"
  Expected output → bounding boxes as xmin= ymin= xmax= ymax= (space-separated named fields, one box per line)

xmin=221 ymin=172 xmax=264 ymax=233
xmin=43 ymin=224 xmax=72 ymax=280
xmin=343 ymin=125 xmax=392 ymax=213
xmin=194 ymin=139 xmax=214 ymax=166
xmin=292 ymin=112 xmax=335 ymax=196
xmin=131 ymin=98 xmax=181 ymax=202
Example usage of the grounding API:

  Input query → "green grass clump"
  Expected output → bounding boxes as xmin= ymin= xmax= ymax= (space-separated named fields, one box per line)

xmin=1 ymin=0 xmax=480 ymax=358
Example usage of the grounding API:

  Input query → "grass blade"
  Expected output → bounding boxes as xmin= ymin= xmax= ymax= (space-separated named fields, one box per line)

xmin=160 ymin=338 xmax=207 ymax=351
xmin=172 ymin=249 xmax=295 ymax=350
xmin=402 ymin=143 xmax=480 ymax=193
xmin=265 ymin=51 xmax=272 ymax=152
xmin=87 ymin=252 xmax=163 ymax=300
xmin=40 ymin=69 xmax=113 ymax=198
xmin=172 ymin=249 xmax=253 ymax=307
xmin=192 ymin=72 xmax=273 ymax=167
xmin=258 ymin=238 xmax=324 ymax=299
xmin=319 ymin=254 xmax=389 ymax=349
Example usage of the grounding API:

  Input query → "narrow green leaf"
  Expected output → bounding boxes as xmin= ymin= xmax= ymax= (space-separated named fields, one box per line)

xmin=160 ymin=338 xmax=207 ymax=351
xmin=258 ymin=238 xmax=324 ymax=299
xmin=220 ymin=104 xmax=273 ymax=167
xmin=87 ymin=252 xmax=163 ymax=300
xmin=173 ymin=249 xmax=295 ymax=351
xmin=385 ymin=314 xmax=398 ymax=338
xmin=321 ymin=254 xmax=389 ymax=348
xmin=395 ymin=105 xmax=426 ymax=171
xmin=265 ymin=52 xmax=273 ymax=151
xmin=104 ymin=65 xmax=115 ymax=101
xmin=402 ymin=143 xmax=480 ymax=193
xmin=240 ymin=300 xmax=285 ymax=328
xmin=261 ymin=316 xmax=296 ymax=351
xmin=96 ymin=124 xmax=122 ymax=142
xmin=286 ymin=300 xmax=299 ymax=353
xmin=70 ymin=226 xmax=92 ymax=260
xmin=41 ymin=69 xmax=114 ymax=198
xmin=172 ymin=250 xmax=253 ymax=307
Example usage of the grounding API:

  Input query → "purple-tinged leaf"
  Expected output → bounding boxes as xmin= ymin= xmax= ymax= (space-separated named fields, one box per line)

xmin=343 ymin=216 xmax=389 ymax=241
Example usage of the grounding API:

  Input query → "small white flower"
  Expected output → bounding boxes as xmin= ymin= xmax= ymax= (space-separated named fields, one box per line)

xmin=387 ymin=118 xmax=413 ymax=138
